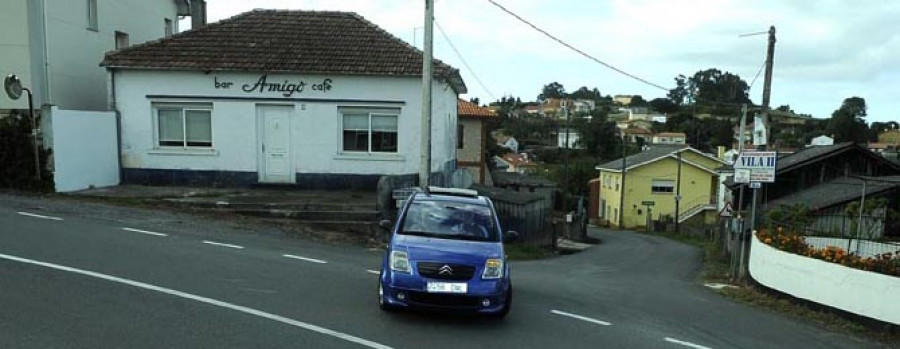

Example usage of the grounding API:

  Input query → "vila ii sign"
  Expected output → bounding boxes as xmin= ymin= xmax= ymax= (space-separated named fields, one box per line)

xmin=734 ymin=151 xmax=777 ymax=183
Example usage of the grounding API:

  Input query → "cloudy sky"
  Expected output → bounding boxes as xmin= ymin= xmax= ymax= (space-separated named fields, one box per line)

xmin=195 ymin=0 xmax=898 ymax=123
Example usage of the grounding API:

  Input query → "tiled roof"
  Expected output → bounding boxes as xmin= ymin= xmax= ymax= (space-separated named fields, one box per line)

xmin=655 ymin=132 xmax=686 ymax=137
xmin=622 ymin=128 xmax=652 ymax=135
xmin=101 ymin=9 xmax=466 ymax=93
xmin=458 ymin=99 xmax=496 ymax=118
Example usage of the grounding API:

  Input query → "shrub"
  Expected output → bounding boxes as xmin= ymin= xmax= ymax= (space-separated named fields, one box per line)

xmin=0 ymin=111 xmax=53 ymax=191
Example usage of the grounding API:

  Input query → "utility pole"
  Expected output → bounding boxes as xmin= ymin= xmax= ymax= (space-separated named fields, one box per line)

xmin=761 ymin=25 xmax=776 ymax=150
xmin=563 ymin=101 xmax=570 ymax=211
xmin=419 ymin=0 xmax=434 ymax=190
xmin=675 ymin=150 xmax=682 ymax=233
xmin=618 ymin=131 xmax=627 ymax=229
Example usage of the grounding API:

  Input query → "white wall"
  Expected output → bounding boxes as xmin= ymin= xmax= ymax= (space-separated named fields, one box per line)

xmin=47 ymin=107 xmax=120 ymax=192
xmin=114 ymin=70 xmax=457 ymax=177
xmin=749 ymin=235 xmax=900 ymax=325
xmin=0 ymin=0 xmax=32 ymax=110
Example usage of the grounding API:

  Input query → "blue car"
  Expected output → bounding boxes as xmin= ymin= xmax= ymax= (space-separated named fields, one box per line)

xmin=378 ymin=187 xmax=516 ymax=318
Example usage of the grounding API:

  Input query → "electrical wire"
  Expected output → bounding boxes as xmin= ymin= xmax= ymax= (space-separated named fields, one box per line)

xmin=434 ymin=20 xmax=496 ymax=101
xmin=484 ymin=0 xmax=670 ymax=92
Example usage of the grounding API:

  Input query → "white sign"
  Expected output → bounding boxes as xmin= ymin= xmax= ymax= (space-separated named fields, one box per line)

xmin=734 ymin=151 xmax=777 ymax=183
xmin=734 ymin=169 xmax=751 ymax=184
xmin=720 ymin=202 xmax=733 ymax=217
xmin=750 ymin=182 xmax=762 ymax=189
xmin=753 ymin=115 xmax=767 ymax=146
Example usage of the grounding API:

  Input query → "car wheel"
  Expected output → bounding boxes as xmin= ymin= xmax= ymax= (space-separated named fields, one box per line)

xmin=378 ymin=281 xmax=396 ymax=312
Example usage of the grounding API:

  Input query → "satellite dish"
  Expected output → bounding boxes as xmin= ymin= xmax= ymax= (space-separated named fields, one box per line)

xmin=4 ymin=74 xmax=23 ymax=100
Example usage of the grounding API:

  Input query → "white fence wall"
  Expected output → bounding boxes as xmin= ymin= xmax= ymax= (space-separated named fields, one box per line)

xmin=749 ymin=235 xmax=900 ymax=325
xmin=49 ymin=107 xmax=119 ymax=192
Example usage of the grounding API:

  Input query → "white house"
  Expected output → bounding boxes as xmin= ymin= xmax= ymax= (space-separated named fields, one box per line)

xmin=101 ymin=10 xmax=465 ymax=190
xmin=557 ymin=128 xmax=584 ymax=149
xmin=0 ymin=0 xmax=203 ymax=114
xmin=810 ymin=135 xmax=834 ymax=146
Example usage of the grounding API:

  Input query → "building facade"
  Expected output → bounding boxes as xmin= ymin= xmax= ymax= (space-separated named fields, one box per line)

xmin=0 ymin=0 xmax=200 ymax=114
xmin=457 ymin=99 xmax=496 ymax=184
xmin=596 ymin=146 xmax=724 ymax=229
xmin=102 ymin=10 xmax=466 ymax=189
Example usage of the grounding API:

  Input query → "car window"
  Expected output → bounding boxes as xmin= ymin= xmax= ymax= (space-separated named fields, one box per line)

xmin=400 ymin=199 xmax=498 ymax=242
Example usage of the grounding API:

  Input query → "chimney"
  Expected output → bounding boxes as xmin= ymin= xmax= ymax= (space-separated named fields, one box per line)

xmin=190 ymin=0 xmax=207 ymax=30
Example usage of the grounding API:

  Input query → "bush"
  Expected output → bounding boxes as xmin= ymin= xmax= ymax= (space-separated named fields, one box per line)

xmin=0 ymin=111 xmax=53 ymax=191
xmin=757 ymin=229 xmax=900 ymax=277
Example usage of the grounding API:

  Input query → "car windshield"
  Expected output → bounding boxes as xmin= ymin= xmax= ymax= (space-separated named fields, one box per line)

xmin=400 ymin=199 xmax=498 ymax=242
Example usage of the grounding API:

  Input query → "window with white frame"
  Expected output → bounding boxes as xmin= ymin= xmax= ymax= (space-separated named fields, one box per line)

xmin=651 ymin=179 xmax=675 ymax=194
xmin=87 ymin=0 xmax=98 ymax=31
xmin=341 ymin=108 xmax=399 ymax=153
xmin=154 ymin=104 xmax=213 ymax=148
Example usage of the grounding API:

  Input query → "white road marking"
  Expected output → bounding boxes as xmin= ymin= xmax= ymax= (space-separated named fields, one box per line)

xmin=366 ymin=270 xmax=380 ymax=275
xmin=665 ymin=337 xmax=713 ymax=349
xmin=550 ymin=310 xmax=612 ymax=326
xmin=17 ymin=211 xmax=63 ymax=221
xmin=122 ymin=227 xmax=168 ymax=237
xmin=202 ymin=240 xmax=244 ymax=249
xmin=283 ymin=254 xmax=327 ymax=264
xmin=0 ymin=252 xmax=392 ymax=349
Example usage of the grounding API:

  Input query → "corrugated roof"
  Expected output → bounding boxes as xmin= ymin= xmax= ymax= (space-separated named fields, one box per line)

xmin=101 ymin=9 xmax=466 ymax=93
xmin=765 ymin=176 xmax=900 ymax=210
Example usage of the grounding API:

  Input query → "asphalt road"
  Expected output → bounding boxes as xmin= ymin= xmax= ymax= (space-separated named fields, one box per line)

xmin=0 ymin=194 xmax=887 ymax=348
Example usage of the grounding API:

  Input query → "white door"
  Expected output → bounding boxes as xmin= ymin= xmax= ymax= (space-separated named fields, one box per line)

xmin=257 ymin=105 xmax=294 ymax=184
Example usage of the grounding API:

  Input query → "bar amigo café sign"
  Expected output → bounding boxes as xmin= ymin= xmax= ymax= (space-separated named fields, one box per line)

xmin=214 ymin=74 xmax=333 ymax=97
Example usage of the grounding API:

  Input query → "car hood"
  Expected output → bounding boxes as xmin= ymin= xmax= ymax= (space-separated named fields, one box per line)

xmin=393 ymin=235 xmax=502 ymax=264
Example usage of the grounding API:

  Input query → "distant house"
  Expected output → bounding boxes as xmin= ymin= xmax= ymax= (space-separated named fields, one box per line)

xmin=879 ymin=129 xmax=900 ymax=145
xmin=613 ymin=95 xmax=634 ymax=106
xmin=557 ymin=128 xmax=584 ymax=149
xmin=621 ymin=128 xmax=653 ymax=144
xmin=457 ymin=99 xmax=496 ymax=184
xmin=596 ymin=145 xmax=725 ymax=229
xmin=572 ymin=99 xmax=596 ymax=113
xmin=523 ymin=105 xmax=541 ymax=115
xmin=653 ymin=132 xmax=687 ymax=145
xmin=617 ymin=119 xmax=654 ymax=131
xmin=494 ymin=134 xmax=519 ymax=153
xmin=810 ymin=135 xmax=834 ymax=146
xmin=494 ymin=153 xmax=537 ymax=174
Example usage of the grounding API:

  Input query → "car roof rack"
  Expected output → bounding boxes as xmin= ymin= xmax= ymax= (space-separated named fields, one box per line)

xmin=426 ymin=186 xmax=479 ymax=198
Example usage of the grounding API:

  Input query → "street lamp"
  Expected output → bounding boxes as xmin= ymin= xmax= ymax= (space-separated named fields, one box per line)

xmin=4 ymin=74 xmax=41 ymax=181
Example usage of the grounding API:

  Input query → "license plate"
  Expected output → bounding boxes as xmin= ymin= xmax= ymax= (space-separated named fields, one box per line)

xmin=426 ymin=282 xmax=467 ymax=294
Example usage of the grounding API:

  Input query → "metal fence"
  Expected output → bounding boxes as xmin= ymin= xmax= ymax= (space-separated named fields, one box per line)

xmin=473 ymin=185 xmax=554 ymax=246
xmin=765 ymin=215 xmax=899 ymax=258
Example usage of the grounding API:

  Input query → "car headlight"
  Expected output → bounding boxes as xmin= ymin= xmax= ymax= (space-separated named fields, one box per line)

xmin=482 ymin=258 xmax=503 ymax=279
xmin=390 ymin=251 xmax=411 ymax=273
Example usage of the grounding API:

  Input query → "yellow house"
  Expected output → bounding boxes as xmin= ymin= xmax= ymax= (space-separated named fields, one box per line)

xmin=596 ymin=145 xmax=726 ymax=229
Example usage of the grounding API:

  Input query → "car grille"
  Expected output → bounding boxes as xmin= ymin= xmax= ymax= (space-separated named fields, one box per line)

xmin=407 ymin=291 xmax=480 ymax=308
xmin=417 ymin=262 xmax=476 ymax=281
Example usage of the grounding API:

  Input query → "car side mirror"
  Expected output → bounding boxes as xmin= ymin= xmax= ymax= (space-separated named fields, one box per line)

xmin=503 ymin=231 xmax=519 ymax=243
xmin=379 ymin=219 xmax=393 ymax=231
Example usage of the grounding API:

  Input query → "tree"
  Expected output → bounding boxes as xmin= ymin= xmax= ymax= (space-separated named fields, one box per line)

xmin=648 ymin=98 xmax=678 ymax=114
xmin=827 ymin=97 xmax=869 ymax=143
xmin=568 ymin=86 xmax=602 ymax=101
xmin=629 ymin=95 xmax=648 ymax=107
xmin=537 ymin=82 xmax=566 ymax=100
xmin=574 ymin=109 xmax=621 ymax=160
xmin=668 ymin=69 xmax=751 ymax=107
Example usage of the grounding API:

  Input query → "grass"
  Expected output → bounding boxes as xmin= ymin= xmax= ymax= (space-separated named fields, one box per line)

xmin=506 ymin=244 xmax=555 ymax=260
xmin=645 ymin=230 xmax=900 ymax=344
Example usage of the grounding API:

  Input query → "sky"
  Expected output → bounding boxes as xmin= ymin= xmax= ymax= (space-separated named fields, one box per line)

xmin=190 ymin=0 xmax=899 ymax=123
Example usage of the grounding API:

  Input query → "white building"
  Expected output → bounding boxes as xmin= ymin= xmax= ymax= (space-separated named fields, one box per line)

xmin=810 ymin=135 xmax=834 ymax=146
xmin=0 ymin=0 xmax=204 ymax=114
xmin=557 ymin=129 xmax=584 ymax=149
xmin=101 ymin=10 xmax=466 ymax=189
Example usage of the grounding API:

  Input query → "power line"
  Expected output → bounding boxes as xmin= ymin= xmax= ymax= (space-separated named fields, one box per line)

xmin=749 ymin=61 xmax=766 ymax=90
xmin=484 ymin=0 xmax=670 ymax=92
xmin=434 ymin=20 xmax=496 ymax=101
